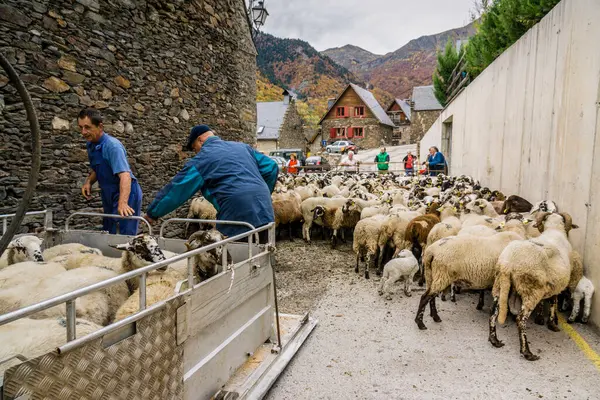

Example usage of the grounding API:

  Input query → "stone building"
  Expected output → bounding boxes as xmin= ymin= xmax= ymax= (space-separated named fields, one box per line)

xmin=385 ymin=85 xmax=443 ymax=154
xmin=319 ymin=83 xmax=394 ymax=150
xmin=256 ymin=90 xmax=304 ymax=153
xmin=0 ymin=0 xmax=257 ymax=234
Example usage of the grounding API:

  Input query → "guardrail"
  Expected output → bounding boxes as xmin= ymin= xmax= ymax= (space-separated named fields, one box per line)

xmin=0 ymin=214 xmax=276 ymax=353
xmin=0 ymin=210 xmax=53 ymax=235
xmin=65 ymin=211 xmax=153 ymax=235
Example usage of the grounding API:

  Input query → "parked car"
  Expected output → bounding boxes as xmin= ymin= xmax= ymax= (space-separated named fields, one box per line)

xmin=268 ymin=156 xmax=287 ymax=173
xmin=325 ymin=141 xmax=359 ymax=154
xmin=303 ymin=156 xmax=331 ymax=173
xmin=269 ymin=149 xmax=306 ymax=164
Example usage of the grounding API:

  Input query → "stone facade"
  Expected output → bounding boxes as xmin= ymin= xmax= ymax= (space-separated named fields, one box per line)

xmin=0 ymin=0 xmax=256 ymax=235
xmin=322 ymin=118 xmax=393 ymax=150
xmin=411 ymin=110 xmax=441 ymax=157
xmin=276 ymin=101 xmax=304 ymax=150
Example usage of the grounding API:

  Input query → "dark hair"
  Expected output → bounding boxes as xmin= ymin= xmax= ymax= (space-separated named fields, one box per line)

xmin=78 ymin=108 xmax=103 ymax=126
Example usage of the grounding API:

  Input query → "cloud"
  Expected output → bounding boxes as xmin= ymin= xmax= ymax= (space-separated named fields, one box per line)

xmin=260 ymin=0 xmax=474 ymax=54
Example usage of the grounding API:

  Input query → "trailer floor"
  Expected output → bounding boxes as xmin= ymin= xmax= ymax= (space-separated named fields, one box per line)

xmin=267 ymin=241 xmax=600 ymax=400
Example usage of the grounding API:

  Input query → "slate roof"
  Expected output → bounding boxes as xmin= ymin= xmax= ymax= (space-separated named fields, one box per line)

xmin=412 ymin=85 xmax=443 ymax=111
xmin=318 ymin=83 xmax=395 ymax=127
xmin=256 ymin=101 xmax=289 ymax=140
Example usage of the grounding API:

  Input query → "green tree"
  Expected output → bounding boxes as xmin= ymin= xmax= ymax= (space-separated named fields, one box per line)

xmin=433 ymin=39 xmax=463 ymax=107
xmin=465 ymin=0 xmax=560 ymax=79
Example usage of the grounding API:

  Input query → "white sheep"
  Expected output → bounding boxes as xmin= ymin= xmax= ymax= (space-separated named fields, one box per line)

xmin=378 ymin=249 xmax=419 ymax=300
xmin=353 ymin=214 xmax=388 ymax=279
xmin=0 ymin=235 xmax=44 ymax=269
xmin=568 ymin=276 xmax=594 ymax=324
xmin=186 ymin=196 xmax=218 ymax=236
xmin=457 ymin=225 xmax=497 ymax=237
xmin=489 ymin=212 xmax=579 ymax=361
xmin=0 ymin=317 xmax=102 ymax=377
xmin=42 ymin=243 xmax=102 ymax=261
xmin=0 ymin=261 xmax=66 ymax=289
xmin=301 ymin=197 xmax=347 ymax=241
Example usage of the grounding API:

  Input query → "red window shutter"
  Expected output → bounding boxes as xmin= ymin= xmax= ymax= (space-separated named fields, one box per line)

xmin=345 ymin=106 xmax=350 ymax=118
xmin=329 ymin=128 xmax=336 ymax=138
xmin=347 ymin=127 xmax=354 ymax=138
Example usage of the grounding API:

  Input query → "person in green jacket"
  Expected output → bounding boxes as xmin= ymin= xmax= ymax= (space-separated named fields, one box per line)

xmin=374 ymin=147 xmax=390 ymax=174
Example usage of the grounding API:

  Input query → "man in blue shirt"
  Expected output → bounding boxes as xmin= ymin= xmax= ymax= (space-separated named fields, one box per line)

xmin=144 ymin=125 xmax=278 ymax=240
xmin=79 ymin=108 xmax=143 ymax=235
xmin=425 ymin=146 xmax=447 ymax=176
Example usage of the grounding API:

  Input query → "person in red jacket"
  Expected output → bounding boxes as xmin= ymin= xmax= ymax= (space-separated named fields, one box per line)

xmin=403 ymin=151 xmax=415 ymax=176
xmin=286 ymin=153 xmax=299 ymax=174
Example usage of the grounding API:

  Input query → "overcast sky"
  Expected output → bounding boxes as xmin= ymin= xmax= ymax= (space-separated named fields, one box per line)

xmin=260 ymin=0 xmax=475 ymax=55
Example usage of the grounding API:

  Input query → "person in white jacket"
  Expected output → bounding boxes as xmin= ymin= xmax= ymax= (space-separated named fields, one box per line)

xmin=339 ymin=150 xmax=358 ymax=171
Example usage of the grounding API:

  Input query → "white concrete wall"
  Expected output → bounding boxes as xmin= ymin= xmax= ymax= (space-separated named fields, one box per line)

xmin=420 ymin=0 xmax=600 ymax=325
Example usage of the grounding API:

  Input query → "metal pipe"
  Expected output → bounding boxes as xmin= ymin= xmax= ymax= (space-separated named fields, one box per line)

xmin=269 ymin=224 xmax=282 ymax=351
xmin=139 ymin=273 xmax=147 ymax=310
xmin=159 ymin=218 xmax=255 ymax=238
xmin=65 ymin=212 xmax=152 ymax=235
xmin=0 ymin=210 xmax=50 ymax=235
xmin=58 ymin=300 xmax=169 ymax=354
xmin=0 ymin=223 xmax=274 ymax=326
xmin=0 ymin=53 xmax=42 ymax=258
xmin=66 ymin=299 xmax=76 ymax=342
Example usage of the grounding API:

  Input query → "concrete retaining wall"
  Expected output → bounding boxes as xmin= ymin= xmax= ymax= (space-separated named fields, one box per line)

xmin=420 ymin=0 xmax=600 ymax=325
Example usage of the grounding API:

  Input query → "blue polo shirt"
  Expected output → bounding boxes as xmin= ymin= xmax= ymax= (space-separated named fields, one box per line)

xmin=86 ymin=133 xmax=137 ymax=186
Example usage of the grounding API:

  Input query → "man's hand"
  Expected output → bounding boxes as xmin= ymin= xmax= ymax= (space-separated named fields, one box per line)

xmin=143 ymin=214 xmax=156 ymax=224
xmin=82 ymin=182 xmax=92 ymax=200
xmin=118 ymin=202 xmax=135 ymax=217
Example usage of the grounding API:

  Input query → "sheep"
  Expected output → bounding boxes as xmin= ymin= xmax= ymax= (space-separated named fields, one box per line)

xmin=185 ymin=196 xmax=218 ymax=237
xmin=466 ymin=199 xmax=500 ymax=218
xmin=0 ymin=266 xmax=130 ymax=326
xmin=360 ymin=203 xmax=391 ymax=220
xmin=294 ymin=184 xmax=321 ymax=201
xmin=378 ymin=249 xmax=419 ymax=300
xmin=414 ymin=230 xmax=524 ymax=330
xmin=353 ymin=214 xmax=388 ymax=279
xmin=530 ymin=200 xmax=558 ymax=214
xmin=312 ymin=200 xmax=361 ymax=248
xmin=301 ymin=197 xmax=347 ymax=242
xmin=185 ymin=229 xmax=231 ymax=281
xmin=501 ymin=195 xmax=533 ymax=214
xmin=322 ymin=185 xmax=341 ymax=198
xmin=488 ymin=212 xmax=579 ymax=361
xmin=272 ymin=191 xmax=303 ymax=240
xmin=0 ymin=317 xmax=102 ymax=377
xmin=461 ymin=215 xmax=503 ymax=230
xmin=42 ymin=243 xmax=102 ymax=261
xmin=377 ymin=215 xmax=413 ymax=268
xmin=457 ymin=225 xmax=498 ymax=237
xmin=568 ymin=276 xmax=595 ymax=324
xmin=404 ymin=203 xmax=441 ymax=286
xmin=0 ymin=235 xmax=44 ymax=269
xmin=426 ymin=204 xmax=462 ymax=248
xmin=0 ymin=261 xmax=66 ymax=289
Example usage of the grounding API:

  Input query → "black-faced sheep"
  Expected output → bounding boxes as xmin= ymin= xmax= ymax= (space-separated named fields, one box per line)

xmin=0 ymin=235 xmax=44 ymax=268
xmin=501 ymin=195 xmax=533 ymax=214
xmin=489 ymin=212 xmax=579 ymax=361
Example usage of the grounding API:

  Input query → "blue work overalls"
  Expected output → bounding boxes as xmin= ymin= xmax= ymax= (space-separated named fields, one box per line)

xmin=87 ymin=134 xmax=142 ymax=235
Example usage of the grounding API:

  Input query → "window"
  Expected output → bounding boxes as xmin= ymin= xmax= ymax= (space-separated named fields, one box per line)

xmin=336 ymin=107 xmax=346 ymax=117
xmin=354 ymin=106 xmax=365 ymax=117
xmin=336 ymin=128 xmax=346 ymax=137
xmin=353 ymin=127 xmax=364 ymax=138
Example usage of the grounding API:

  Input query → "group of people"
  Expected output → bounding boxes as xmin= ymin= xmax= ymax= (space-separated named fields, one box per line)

xmin=78 ymin=108 xmax=278 ymax=239
xmin=338 ymin=146 xmax=447 ymax=176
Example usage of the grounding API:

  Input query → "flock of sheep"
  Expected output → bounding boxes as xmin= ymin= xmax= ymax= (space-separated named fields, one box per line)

xmin=251 ymin=170 xmax=592 ymax=361
xmin=0 ymin=229 xmax=228 ymax=375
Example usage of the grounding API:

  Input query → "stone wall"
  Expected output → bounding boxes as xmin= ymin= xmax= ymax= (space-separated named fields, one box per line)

xmin=322 ymin=118 xmax=393 ymax=150
xmin=277 ymin=100 xmax=304 ymax=150
xmin=0 ymin=0 xmax=256 ymax=236
xmin=410 ymin=110 xmax=441 ymax=156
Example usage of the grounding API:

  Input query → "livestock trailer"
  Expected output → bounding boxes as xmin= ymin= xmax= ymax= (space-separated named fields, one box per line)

xmin=0 ymin=211 xmax=317 ymax=399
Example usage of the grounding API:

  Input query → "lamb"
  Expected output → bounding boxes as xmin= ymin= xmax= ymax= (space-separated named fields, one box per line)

xmin=0 ymin=261 xmax=66 ymax=289
xmin=414 ymin=230 xmax=523 ymax=330
xmin=568 ymin=276 xmax=595 ymax=324
xmin=378 ymin=249 xmax=419 ymax=300
xmin=0 ymin=235 xmax=44 ymax=269
xmin=0 ymin=317 xmax=102 ymax=377
xmin=42 ymin=243 xmax=102 ymax=261
xmin=488 ymin=212 xmax=579 ymax=361
xmin=501 ymin=195 xmax=533 ymax=214
xmin=185 ymin=196 xmax=218 ymax=237
xmin=404 ymin=203 xmax=441 ymax=285
xmin=0 ymin=266 xmax=130 ymax=326
xmin=353 ymin=214 xmax=388 ymax=279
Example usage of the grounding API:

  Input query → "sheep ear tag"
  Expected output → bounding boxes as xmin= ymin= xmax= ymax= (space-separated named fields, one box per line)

xmin=437 ymin=207 xmax=443 ymax=212
xmin=453 ymin=207 xmax=458 ymax=212
xmin=523 ymin=220 xmax=530 ymax=225
xmin=503 ymin=209 xmax=508 ymax=213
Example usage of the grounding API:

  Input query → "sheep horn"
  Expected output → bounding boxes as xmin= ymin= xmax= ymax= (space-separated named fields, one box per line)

xmin=534 ymin=212 xmax=551 ymax=233
xmin=559 ymin=213 xmax=578 ymax=232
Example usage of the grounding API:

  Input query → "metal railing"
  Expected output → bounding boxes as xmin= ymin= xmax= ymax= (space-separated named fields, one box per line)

xmin=0 ymin=210 xmax=53 ymax=235
xmin=65 ymin=212 xmax=153 ymax=235
xmin=0 ymin=217 xmax=275 ymax=354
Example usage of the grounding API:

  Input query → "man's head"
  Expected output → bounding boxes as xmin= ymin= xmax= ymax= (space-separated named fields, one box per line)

xmin=429 ymin=146 xmax=438 ymax=155
xmin=185 ymin=124 xmax=214 ymax=153
xmin=78 ymin=108 xmax=104 ymax=143
xmin=380 ymin=147 xmax=386 ymax=153
xmin=348 ymin=150 xmax=354 ymax=159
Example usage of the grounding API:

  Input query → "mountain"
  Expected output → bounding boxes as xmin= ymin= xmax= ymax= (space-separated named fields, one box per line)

xmin=322 ymin=22 xmax=476 ymax=99
xmin=321 ymin=45 xmax=381 ymax=71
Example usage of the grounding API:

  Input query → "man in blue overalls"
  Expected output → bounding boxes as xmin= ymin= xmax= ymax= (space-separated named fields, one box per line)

xmin=144 ymin=125 xmax=278 ymax=242
xmin=78 ymin=108 xmax=143 ymax=235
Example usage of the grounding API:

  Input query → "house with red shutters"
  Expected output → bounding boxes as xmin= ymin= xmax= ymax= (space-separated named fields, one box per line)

xmin=318 ymin=83 xmax=395 ymax=149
